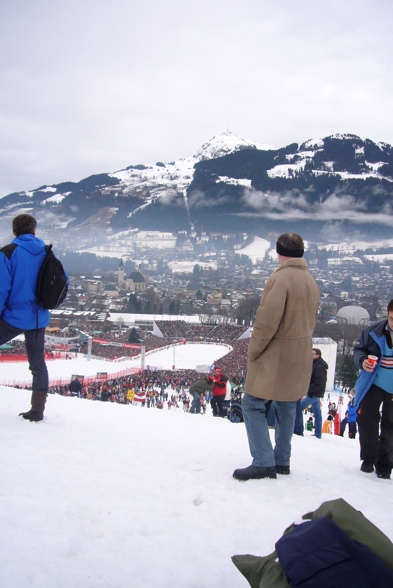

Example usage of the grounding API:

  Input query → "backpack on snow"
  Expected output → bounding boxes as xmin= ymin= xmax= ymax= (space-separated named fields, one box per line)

xmin=36 ymin=244 xmax=68 ymax=309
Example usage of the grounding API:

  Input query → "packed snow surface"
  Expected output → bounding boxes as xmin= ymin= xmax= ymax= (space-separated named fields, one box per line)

xmin=1 ymin=343 xmax=393 ymax=587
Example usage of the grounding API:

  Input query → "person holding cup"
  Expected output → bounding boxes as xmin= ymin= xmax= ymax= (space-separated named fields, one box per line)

xmin=353 ymin=299 xmax=393 ymax=479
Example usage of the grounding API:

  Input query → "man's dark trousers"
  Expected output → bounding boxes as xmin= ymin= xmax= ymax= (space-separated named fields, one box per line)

xmin=357 ymin=384 xmax=393 ymax=468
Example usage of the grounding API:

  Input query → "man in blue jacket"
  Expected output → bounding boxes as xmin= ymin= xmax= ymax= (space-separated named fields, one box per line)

xmin=353 ymin=299 xmax=393 ymax=479
xmin=0 ymin=214 xmax=51 ymax=421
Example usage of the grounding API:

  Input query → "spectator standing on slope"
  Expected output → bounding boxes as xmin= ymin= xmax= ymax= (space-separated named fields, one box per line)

xmin=233 ymin=233 xmax=320 ymax=481
xmin=189 ymin=374 xmax=214 ymax=414
xmin=352 ymin=299 xmax=393 ymax=479
xmin=0 ymin=214 xmax=68 ymax=421
xmin=294 ymin=348 xmax=328 ymax=438
xmin=211 ymin=366 xmax=229 ymax=418
xmin=69 ymin=377 xmax=82 ymax=398
xmin=340 ymin=389 xmax=358 ymax=439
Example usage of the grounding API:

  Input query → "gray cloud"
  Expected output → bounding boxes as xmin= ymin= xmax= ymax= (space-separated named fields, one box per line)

xmin=239 ymin=184 xmax=393 ymax=225
xmin=243 ymin=188 xmax=310 ymax=212
xmin=242 ymin=187 xmax=369 ymax=216
xmin=159 ymin=189 xmax=181 ymax=206
xmin=187 ymin=189 xmax=232 ymax=209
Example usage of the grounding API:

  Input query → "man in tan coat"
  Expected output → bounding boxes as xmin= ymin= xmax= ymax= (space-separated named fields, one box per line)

xmin=233 ymin=233 xmax=320 ymax=480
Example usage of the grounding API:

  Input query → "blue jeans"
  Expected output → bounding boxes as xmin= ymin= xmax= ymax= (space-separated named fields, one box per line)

xmin=294 ymin=396 xmax=322 ymax=438
xmin=242 ymin=393 xmax=297 ymax=467
xmin=0 ymin=319 xmax=48 ymax=391
xmin=190 ymin=392 xmax=201 ymax=413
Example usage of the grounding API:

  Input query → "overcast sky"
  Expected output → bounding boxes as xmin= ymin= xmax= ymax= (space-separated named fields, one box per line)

xmin=1 ymin=0 xmax=392 ymax=197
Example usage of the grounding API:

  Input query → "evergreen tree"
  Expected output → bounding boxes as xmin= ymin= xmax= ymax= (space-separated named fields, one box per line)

xmin=339 ymin=355 xmax=359 ymax=389
xmin=236 ymin=295 xmax=261 ymax=324
xmin=128 ymin=327 xmax=143 ymax=343
xmin=127 ymin=293 xmax=142 ymax=313
xmin=192 ymin=264 xmax=201 ymax=279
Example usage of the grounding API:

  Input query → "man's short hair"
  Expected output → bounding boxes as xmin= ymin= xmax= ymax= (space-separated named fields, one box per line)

xmin=387 ymin=299 xmax=393 ymax=313
xmin=12 ymin=214 xmax=37 ymax=237
xmin=313 ymin=348 xmax=322 ymax=357
xmin=276 ymin=233 xmax=304 ymax=258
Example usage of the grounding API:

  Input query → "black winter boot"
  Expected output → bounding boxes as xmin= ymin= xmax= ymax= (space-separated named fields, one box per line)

xmin=360 ymin=460 xmax=374 ymax=473
xmin=19 ymin=391 xmax=48 ymax=421
xmin=375 ymin=466 xmax=391 ymax=479
xmin=233 ymin=465 xmax=277 ymax=480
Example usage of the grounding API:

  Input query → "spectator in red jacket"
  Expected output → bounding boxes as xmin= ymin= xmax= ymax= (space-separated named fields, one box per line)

xmin=211 ymin=366 xmax=229 ymax=417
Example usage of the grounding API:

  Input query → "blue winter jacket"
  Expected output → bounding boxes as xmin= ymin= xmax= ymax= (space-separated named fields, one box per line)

xmin=0 ymin=234 xmax=51 ymax=330
xmin=347 ymin=403 xmax=358 ymax=422
xmin=352 ymin=319 xmax=389 ymax=410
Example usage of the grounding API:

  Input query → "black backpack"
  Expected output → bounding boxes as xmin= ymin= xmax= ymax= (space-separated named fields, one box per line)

xmin=36 ymin=244 xmax=68 ymax=309
xmin=1 ymin=242 xmax=68 ymax=310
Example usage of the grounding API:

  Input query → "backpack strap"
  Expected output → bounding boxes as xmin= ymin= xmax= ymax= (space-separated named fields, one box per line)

xmin=0 ymin=243 xmax=18 ymax=260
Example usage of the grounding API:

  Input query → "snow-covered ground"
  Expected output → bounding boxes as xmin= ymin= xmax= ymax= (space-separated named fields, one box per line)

xmin=320 ymin=238 xmax=393 ymax=252
xmin=167 ymin=261 xmax=218 ymax=273
xmin=236 ymin=236 xmax=271 ymax=264
xmin=1 ymin=344 xmax=392 ymax=587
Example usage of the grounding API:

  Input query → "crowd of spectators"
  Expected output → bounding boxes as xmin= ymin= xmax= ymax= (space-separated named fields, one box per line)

xmin=155 ymin=320 xmax=249 ymax=342
xmin=49 ymin=369 xmax=210 ymax=407
xmin=81 ymin=341 xmax=141 ymax=361
xmin=48 ymin=367 xmax=246 ymax=418
xmin=0 ymin=339 xmax=27 ymax=356
xmin=79 ymin=332 xmax=169 ymax=361
xmin=203 ymin=323 xmax=249 ymax=342
xmin=155 ymin=320 xmax=196 ymax=339
xmin=213 ymin=339 xmax=248 ymax=384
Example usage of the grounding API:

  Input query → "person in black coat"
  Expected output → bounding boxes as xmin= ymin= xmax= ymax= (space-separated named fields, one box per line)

xmin=69 ymin=377 xmax=82 ymax=398
xmin=294 ymin=348 xmax=328 ymax=438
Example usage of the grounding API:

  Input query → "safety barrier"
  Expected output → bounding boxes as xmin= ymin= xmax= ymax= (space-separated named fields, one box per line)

xmin=0 ymin=366 xmax=143 ymax=389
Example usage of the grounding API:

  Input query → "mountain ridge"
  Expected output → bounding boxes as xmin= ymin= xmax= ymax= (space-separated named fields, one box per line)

xmin=1 ymin=131 xmax=392 ymax=244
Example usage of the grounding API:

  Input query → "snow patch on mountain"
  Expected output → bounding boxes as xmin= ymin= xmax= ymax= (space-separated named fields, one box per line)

xmin=193 ymin=131 xmax=275 ymax=161
xmin=42 ymin=194 xmax=66 ymax=204
xmin=216 ymin=176 xmax=252 ymax=187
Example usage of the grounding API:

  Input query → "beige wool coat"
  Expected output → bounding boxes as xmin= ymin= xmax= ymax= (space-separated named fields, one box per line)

xmin=245 ymin=258 xmax=320 ymax=401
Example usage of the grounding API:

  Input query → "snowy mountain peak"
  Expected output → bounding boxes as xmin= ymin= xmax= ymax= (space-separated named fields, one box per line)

xmin=193 ymin=131 xmax=275 ymax=162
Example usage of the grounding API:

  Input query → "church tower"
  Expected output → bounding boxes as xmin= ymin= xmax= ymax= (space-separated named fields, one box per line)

xmin=118 ymin=259 xmax=125 ymax=287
